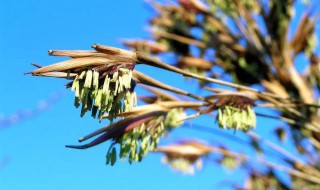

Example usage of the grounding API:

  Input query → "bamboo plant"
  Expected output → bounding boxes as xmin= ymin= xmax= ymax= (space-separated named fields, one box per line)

xmin=28 ymin=0 xmax=320 ymax=189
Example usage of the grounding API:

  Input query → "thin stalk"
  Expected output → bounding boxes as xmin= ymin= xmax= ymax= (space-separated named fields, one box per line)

xmin=136 ymin=53 xmax=290 ymax=101
xmin=209 ymin=146 xmax=320 ymax=184
xmin=256 ymin=112 xmax=320 ymax=133
xmin=152 ymin=30 xmax=206 ymax=48
xmin=256 ymin=103 xmax=320 ymax=109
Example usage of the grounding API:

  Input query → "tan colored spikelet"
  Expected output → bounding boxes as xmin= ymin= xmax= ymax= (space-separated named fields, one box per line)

xmin=109 ymin=103 xmax=170 ymax=118
xmin=261 ymin=80 xmax=290 ymax=99
xmin=138 ymin=96 xmax=158 ymax=104
xmin=48 ymin=50 xmax=110 ymax=58
xmin=30 ymin=57 xmax=113 ymax=74
xmin=92 ymin=44 xmax=137 ymax=60
xmin=146 ymin=0 xmax=167 ymax=13
xmin=33 ymin=72 xmax=77 ymax=78
xmin=178 ymin=57 xmax=212 ymax=70
xmin=188 ymin=0 xmax=208 ymax=13
xmin=206 ymin=16 xmax=229 ymax=34
xmin=204 ymin=87 xmax=258 ymax=102
xmin=80 ymin=110 xmax=168 ymax=143
xmin=102 ymin=100 xmax=203 ymax=119
xmin=149 ymin=17 xmax=174 ymax=27
xmin=290 ymin=13 xmax=316 ymax=55
xmin=156 ymin=141 xmax=213 ymax=156
xmin=122 ymin=39 xmax=168 ymax=54
xmin=152 ymin=29 xmax=206 ymax=48
xmin=157 ymin=101 xmax=204 ymax=109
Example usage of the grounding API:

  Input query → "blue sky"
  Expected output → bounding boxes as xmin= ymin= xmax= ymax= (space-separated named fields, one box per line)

xmin=0 ymin=1 xmax=317 ymax=190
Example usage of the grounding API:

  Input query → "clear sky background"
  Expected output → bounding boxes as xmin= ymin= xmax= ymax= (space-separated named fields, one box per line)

xmin=0 ymin=1 xmax=317 ymax=190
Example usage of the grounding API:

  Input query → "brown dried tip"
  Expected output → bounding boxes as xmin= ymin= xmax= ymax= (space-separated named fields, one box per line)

xmin=206 ymin=16 xmax=229 ymax=34
xmin=146 ymin=0 xmax=166 ymax=13
xmin=156 ymin=101 xmax=204 ymax=109
xmin=29 ymin=57 xmax=114 ymax=74
xmin=149 ymin=17 xmax=174 ymax=27
xmin=290 ymin=13 xmax=316 ymax=55
xmin=92 ymin=44 xmax=137 ymax=59
xmin=32 ymin=72 xmax=77 ymax=78
xmin=110 ymin=104 xmax=170 ymax=118
xmin=204 ymin=88 xmax=257 ymax=109
xmin=205 ymin=87 xmax=258 ymax=101
xmin=28 ymin=44 xmax=140 ymax=75
xmin=206 ymin=94 xmax=256 ymax=109
xmin=261 ymin=80 xmax=290 ymax=99
xmin=122 ymin=39 xmax=168 ymax=54
xmin=48 ymin=50 xmax=108 ymax=58
xmin=178 ymin=57 xmax=213 ymax=70
xmin=67 ymin=114 xmax=159 ymax=149
xmin=138 ymin=96 xmax=159 ymax=104
xmin=310 ymin=53 xmax=319 ymax=65
xmin=178 ymin=0 xmax=208 ymax=13
xmin=106 ymin=101 xmax=202 ymax=120
xmin=156 ymin=140 xmax=213 ymax=157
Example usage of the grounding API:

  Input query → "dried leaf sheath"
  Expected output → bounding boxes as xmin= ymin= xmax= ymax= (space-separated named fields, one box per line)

xmin=66 ymin=116 xmax=157 ymax=149
xmin=30 ymin=57 xmax=117 ymax=74
xmin=48 ymin=50 xmax=111 ymax=58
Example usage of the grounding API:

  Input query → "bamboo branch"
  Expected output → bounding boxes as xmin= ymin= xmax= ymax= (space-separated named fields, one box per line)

xmin=152 ymin=30 xmax=206 ymax=48
xmin=256 ymin=112 xmax=320 ymax=132
xmin=209 ymin=146 xmax=320 ymax=184
xmin=136 ymin=52 xmax=289 ymax=100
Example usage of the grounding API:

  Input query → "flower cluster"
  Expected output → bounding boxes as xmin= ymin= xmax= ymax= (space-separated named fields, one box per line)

xmin=207 ymin=91 xmax=257 ymax=132
xmin=28 ymin=44 xmax=138 ymax=121
xmin=156 ymin=141 xmax=212 ymax=175
xmin=220 ymin=155 xmax=241 ymax=171
xmin=216 ymin=105 xmax=256 ymax=132
xmin=106 ymin=108 xmax=187 ymax=165
xmin=162 ymin=156 xmax=202 ymax=175
xmin=122 ymin=39 xmax=168 ymax=54
xmin=164 ymin=108 xmax=186 ymax=128
xmin=71 ymin=67 xmax=136 ymax=120
xmin=177 ymin=57 xmax=212 ymax=78
xmin=110 ymin=121 xmax=164 ymax=164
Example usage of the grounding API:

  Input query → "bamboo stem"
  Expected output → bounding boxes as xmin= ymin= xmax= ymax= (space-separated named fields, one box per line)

xmin=209 ymin=146 xmax=320 ymax=184
xmin=136 ymin=53 xmax=290 ymax=101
